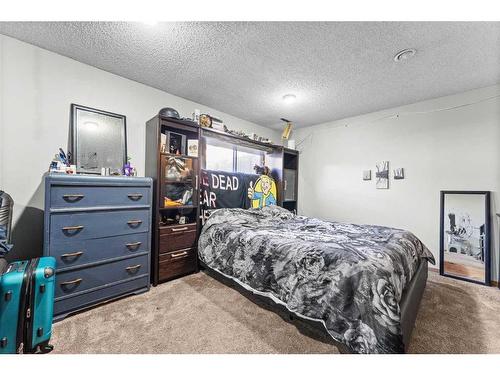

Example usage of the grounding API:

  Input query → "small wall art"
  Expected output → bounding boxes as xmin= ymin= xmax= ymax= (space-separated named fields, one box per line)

xmin=394 ymin=168 xmax=405 ymax=180
xmin=375 ymin=161 xmax=389 ymax=189
xmin=363 ymin=170 xmax=372 ymax=181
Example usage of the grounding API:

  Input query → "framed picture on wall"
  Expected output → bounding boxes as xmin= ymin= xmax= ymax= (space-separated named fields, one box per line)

xmin=70 ymin=104 xmax=127 ymax=174
xmin=439 ymin=191 xmax=491 ymax=285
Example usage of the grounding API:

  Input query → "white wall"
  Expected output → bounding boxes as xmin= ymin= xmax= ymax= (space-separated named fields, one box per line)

xmin=0 ymin=35 xmax=280 ymax=260
xmin=295 ymin=85 xmax=500 ymax=280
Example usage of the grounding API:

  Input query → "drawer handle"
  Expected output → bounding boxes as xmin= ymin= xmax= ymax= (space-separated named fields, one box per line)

xmin=171 ymin=226 xmax=188 ymax=232
xmin=62 ymin=194 xmax=85 ymax=201
xmin=61 ymin=251 xmax=84 ymax=258
xmin=62 ymin=225 xmax=84 ymax=232
xmin=60 ymin=278 xmax=82 ymax=286
xmin=125 ymin=264 xmax=142 ymax=272
xmin=171 ymin=251 xmax=188 ymax=258
xmin=127 ymin=193 xmax=143 ymax=200
xmin=127 ymin=220 xmax=142 ymax=226
xmin=125 ymin=242 xmax=142 ymax=250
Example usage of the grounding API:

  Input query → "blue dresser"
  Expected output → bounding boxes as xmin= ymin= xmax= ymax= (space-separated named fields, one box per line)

xmin=43 ymin=174 xmax=152 ymax=320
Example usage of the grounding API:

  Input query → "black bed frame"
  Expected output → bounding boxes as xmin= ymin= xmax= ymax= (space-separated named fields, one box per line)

xmin=200 ymin=260 xmax=428 ymax=353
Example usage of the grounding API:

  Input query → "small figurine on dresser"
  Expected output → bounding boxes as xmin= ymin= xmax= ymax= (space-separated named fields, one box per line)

xmin=123 ymin=157 xmax=137 ymax=177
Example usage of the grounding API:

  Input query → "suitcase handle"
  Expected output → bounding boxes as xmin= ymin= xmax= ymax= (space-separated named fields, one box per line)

xmin=62 ymin=225 xmax=84 ymax=232
xmin=127 ymin=193 xmax=143 ymax=200
xmin=125 ymin=242 xmax=142 ymax=250
xmin=61 ymin=251 xmax=84 ymax=258
xmin=125 ymin=264 xmax=142 ymax=272
xmin=60 ymin=278 xmax=82 ymax=286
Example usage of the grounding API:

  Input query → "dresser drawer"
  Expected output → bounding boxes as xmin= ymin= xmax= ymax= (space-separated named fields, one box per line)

xmin=54 ymin=276 xmax=149 ymax=318
xmin=158 ymin=247 xmax=197 ymax=281
xmin=49 ymin=209 xmax=149 ymax=242
xmin=50 ymin=186 xmax=150 ymax=209
xmin=49 ymin=232 xmax=149 ymax=271
xmin=159 ymin=224 xmax=197 ymax=254
xmin=55 ymin=254 xmax=148 ymax=299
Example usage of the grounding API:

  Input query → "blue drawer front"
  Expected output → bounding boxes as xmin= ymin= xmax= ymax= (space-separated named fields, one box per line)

xmin=48 ymin=232 xmax=149 ymax=271
xmin=49 ymin=209 xmax=149 ymax=242
xmin=50 ymin=186 xmax=150 ymax=209
xmin=54 ymin=276 xmax=148 ymax=318
xmin=55 ymin=254 xmax=148 ymax=299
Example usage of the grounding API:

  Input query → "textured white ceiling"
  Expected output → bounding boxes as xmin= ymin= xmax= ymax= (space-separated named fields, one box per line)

xmin=1 ymin=22 xmax=499 ymax=128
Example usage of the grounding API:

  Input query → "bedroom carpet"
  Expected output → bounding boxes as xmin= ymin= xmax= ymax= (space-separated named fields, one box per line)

xmin=51 ymin=270 xmax=500 ymax=354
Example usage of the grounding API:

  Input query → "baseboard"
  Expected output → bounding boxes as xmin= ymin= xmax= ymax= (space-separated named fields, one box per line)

xmin=428 ymin=265 xmax=498 ymax=287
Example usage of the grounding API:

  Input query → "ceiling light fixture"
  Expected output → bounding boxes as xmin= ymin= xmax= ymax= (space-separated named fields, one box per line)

xmin=394 ymin=48 xmax=416 ymax=62
xmin=282 ymin=94 xmax=296 ymax=104
xmin=142 ymin=20 xmax=158 ymax=26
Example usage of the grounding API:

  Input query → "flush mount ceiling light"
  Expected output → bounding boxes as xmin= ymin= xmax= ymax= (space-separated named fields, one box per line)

xmin=394 ymin=48 xmax=417 ymax=62
xmin=142 ymin=20 xmax=158 ymax=26
xmin=282 ymin=94 xmax=296 ymax=104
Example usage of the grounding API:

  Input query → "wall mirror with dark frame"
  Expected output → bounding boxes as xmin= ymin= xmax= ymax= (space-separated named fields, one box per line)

xmin=70 ymin=104 xmax=127 ymax=174
xmin=440 ymin=190 xmax=491 ymax=285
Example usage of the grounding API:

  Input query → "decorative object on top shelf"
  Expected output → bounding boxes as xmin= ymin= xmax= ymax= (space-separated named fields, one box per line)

xmin=199 ymin=113 xmax=225 ymax=131
xmin=440 ymin=191 xmax=491 ymax=285
xmin=198 ymin=112 xmax=274 ymax=146
xmin=192 ymin=109 xmax=201 ymax=124
xmin=247 ymin=133 xmax=272 ymax=144
xmin=199 ymin=114 xmax=212 ymax=128
xmin=70 ymin=104 xmax=127 ymax=175
xmin=363 ymin=170 xmax=372 ymax=181
xmin=225 ymin=129 xmax=247 ymax=138
xmin=375 ymin=161 xmax=389 ymax=189
xmin=159 ymin=107 xmax=180 ymax=119
xmin=281 ymin=118 xmax=293 ymax=140
xmin=210 ymin=116 xmax=225 ymax=131
xmin=394 ymin=168 xmax=405 ymax=180
xmin=159 ymin=107 xmax=199 ymax=127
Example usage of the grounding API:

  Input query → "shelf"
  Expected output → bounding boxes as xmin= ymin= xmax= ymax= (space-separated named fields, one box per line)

xmin=283 ymin=199 xmax=297 ymax=203
xmin=159 ymin=222 xmax=197 ymax=230
xmin=160 ymin=205 xmax=198 ymax=211
xmin=201 ymin=127 xmax=278 ymax=153
xmin=160 ymin=152 xmax=199 ymax=159
xmin=163 ymin=180 xmax=194 ymax=184
xmin=159 ymin=117 xmax=199 ymax=132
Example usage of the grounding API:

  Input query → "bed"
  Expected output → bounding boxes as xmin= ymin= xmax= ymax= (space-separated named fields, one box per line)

xmin=198 ymin=205 xmax=435 ymax=354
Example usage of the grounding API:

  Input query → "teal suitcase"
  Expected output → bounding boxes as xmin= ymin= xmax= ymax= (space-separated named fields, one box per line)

xmin=0 ymin=257 xmax=56 ymax=354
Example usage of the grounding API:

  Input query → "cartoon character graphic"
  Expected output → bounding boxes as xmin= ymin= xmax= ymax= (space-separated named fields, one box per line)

xmin=248 ymin=175 xmax=277 ymax=208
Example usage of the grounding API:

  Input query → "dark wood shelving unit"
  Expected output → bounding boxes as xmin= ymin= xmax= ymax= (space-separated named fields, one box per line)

xmin=200 ymin=127 xmax=300 ymax=213
xmin=145 ymin=115 xmax=201 ymax=286
xmin=281 ymin=148 xmax=299 ymax=213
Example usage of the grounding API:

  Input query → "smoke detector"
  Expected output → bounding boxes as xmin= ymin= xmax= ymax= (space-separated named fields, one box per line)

xmin=394 ymin=48 xmax=416 ymax=62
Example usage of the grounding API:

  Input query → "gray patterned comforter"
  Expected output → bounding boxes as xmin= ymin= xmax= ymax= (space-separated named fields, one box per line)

xmin=198 ymin=206 xmax=435 ymax=354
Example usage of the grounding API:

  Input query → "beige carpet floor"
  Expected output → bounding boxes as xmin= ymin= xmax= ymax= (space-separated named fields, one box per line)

xmin=51 ymin=271 xmax=500 ymax=354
